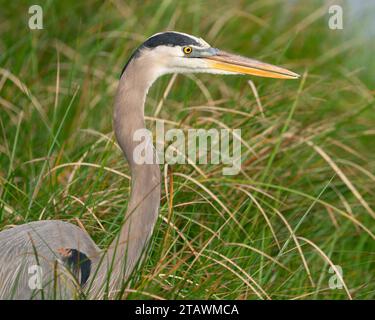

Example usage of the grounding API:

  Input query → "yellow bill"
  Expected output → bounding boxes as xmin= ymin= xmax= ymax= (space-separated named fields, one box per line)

xmin=204 ymin=50 xmax=299 ymax=79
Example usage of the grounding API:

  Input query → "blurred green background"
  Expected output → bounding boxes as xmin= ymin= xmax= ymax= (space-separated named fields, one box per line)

xmin=0 ymin=0 xmax=374 ymax=299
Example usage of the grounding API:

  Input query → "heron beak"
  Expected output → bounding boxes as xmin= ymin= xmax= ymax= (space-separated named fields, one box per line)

xmin=204 ymin=50 xmax=299 ymax=79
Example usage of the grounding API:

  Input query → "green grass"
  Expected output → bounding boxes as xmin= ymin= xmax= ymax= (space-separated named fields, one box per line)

xmin=0 ymin=0 xmax=374 ymax=299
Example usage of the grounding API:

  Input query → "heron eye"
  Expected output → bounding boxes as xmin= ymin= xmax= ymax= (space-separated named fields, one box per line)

xmin=183 ymin=46 xmax=192 ymax=55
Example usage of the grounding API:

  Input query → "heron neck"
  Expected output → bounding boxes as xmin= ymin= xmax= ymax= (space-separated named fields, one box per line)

xmin=100 ymin=59 xmax=161 ymax=297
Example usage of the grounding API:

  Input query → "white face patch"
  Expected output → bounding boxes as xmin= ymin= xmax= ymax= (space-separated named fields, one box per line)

xmin=127 ymin=31 xmax=237 ymax=81
xmin=136 ymin=44 xmax=235 ymax=77
xmin=138 ymin=45 xmax=213 ymax=75
xmin=122 ymin=31 xmax=221 ymax=78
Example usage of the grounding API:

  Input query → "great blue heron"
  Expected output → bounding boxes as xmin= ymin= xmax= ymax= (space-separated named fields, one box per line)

xmin=0 ymin=31 xmax=299 ymax=299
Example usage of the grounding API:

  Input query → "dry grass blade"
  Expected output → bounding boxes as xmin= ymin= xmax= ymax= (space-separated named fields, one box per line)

xmin=247 ymin=80 xmax=264 ymax=118
xmin=206 ymin=249 xmax=271 ymax=299
xmin=154 ymin=73 xmax=178 ymax=116
xmin=173 ymin=172 xmax=246 ymax=234
xmin=68 ymin=195 xmax=106 ymax=231
xmin=238 ymin=187 xmax=280 ymax=249
xmin=46 ymin=162 xmax=130 ymax=180
xmin=123 ymin=289 xmax=165 ymax=300
xmin=200 ymin=252 xmax=265 ymax=300
xmin=0 ymin=68 xmax=48 ymax=125
xmin=297 ymin=236 xmax=353 ymax=300
xmin=272 ymin=208 xmax=315 ymax=287
xmin=307 ymin=140 xmax=375 ymax=219
xmin=225 ymin=242 xmax=290 ymax=272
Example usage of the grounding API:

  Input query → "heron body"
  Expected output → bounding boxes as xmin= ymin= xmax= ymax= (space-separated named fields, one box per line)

xmin=0 ymin=221 xmax=99 ymax=299
xmin=0 ymin=31 xmax=298 ymax=299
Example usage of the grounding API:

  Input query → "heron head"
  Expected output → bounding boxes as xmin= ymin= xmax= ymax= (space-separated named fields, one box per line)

xmin=122 ymin=31 xmax=299 ymax=80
